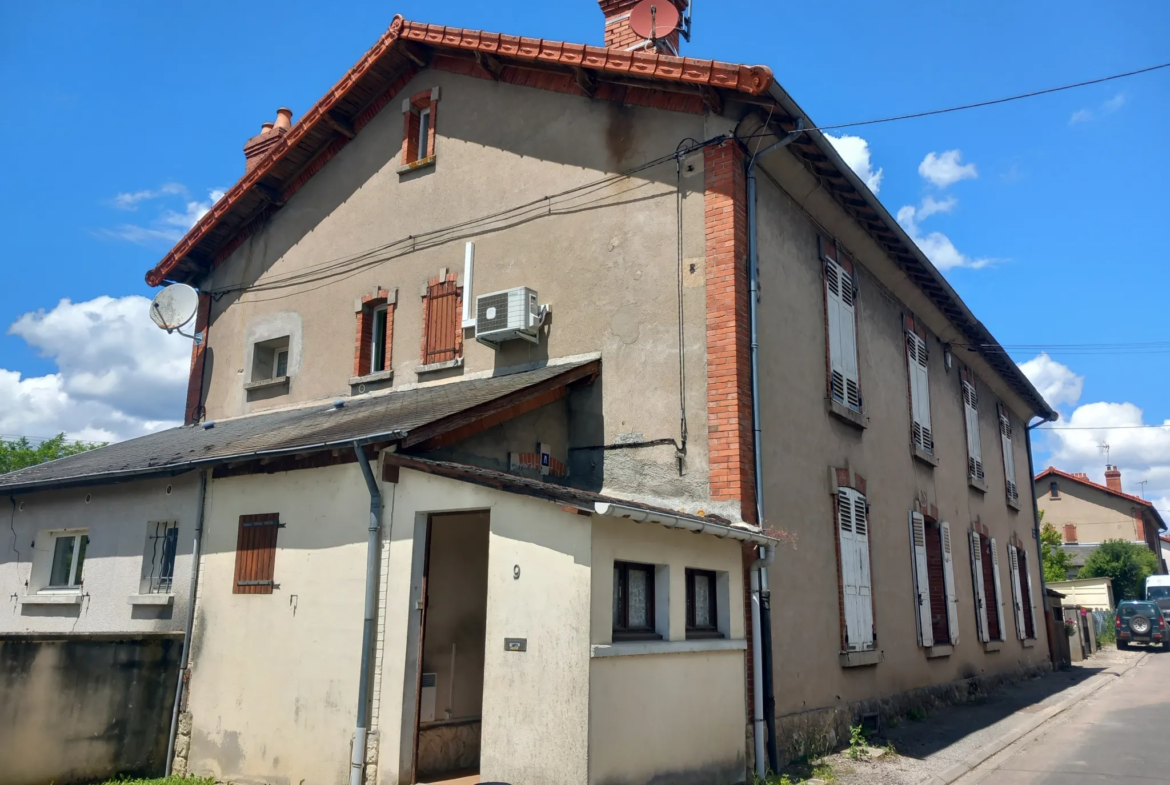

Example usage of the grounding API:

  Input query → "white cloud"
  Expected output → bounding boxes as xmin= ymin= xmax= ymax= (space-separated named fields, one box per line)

xmin=1069 ymin=93 xmax=1127 ymax=126
xmin=918 ymin=150 xmax=978 ymax=188
xmin=1019 ymin=353 xmax=1085 ymax=408
xmin=101 ymin=186 xmax=227 ymax=246
xmin=897 ymin=197 xmax=992 ymax=271
xmin=825 ymin=133 xmax=884 ymax=194
xmin=1102 ymin=93 xmax=1126 ymax=113
xmin=1069 ymin=109 xmax=1093 ymax=125
xmin=1 ymin=296 xmax=191 ymax=443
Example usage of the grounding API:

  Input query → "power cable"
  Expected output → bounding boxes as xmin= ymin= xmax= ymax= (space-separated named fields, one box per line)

xmin=1037 ymin=425 xmax=1170 ymax=431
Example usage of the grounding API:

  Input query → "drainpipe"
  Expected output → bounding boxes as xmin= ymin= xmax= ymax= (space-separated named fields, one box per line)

xmin=1026 ymin=417 xmax=1057 ymax=607
xmin=166 ymin=468 xmax=209 ymax=776
xmin=351 ymin=443 xmax=383 ymax=785
xmin=749 ymin=544 xmax=775 ymax=779
xmin=744 ymin=117 xmax=804 ymax=780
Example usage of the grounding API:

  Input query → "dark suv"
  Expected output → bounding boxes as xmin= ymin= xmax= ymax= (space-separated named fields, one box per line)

xmin=1116 ymin=600 xmax=1167 ymax=649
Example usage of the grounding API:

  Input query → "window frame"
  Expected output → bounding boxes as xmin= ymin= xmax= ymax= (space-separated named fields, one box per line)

xmin=371 ymin=304 xmax=389 ymax=373
xmin=250 ymin=335 xmax=291 ymax=383
xmin=904 ymin=316 xmax=933 ymax=454
xmin=417 ymin=107 xmax=432 ymax=160
xmin=45 ymin=530 xmax=89 ymax=591
xmin=612 ymin=560 xmax=660 ymax=641
xmin=836 ymin=485 xmax=875 ymax=651
xmin=1049 ymin=481 xmax=1059 ymax=499
xmin=401 ymin=88 xmax=439 ymax=166
xmin=141 ymin=520 xmax=180 ymax=595
xmin=274 ymin=348 xmax=289 ymax=378
xmin=961 ymin=368 xmax=985 ymax=482
xmin=684 ymin=568 xmax=722 ymax=639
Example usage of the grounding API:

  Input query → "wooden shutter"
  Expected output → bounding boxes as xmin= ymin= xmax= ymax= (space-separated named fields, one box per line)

xmin=234 ymin=513 xmax=281 ymax=594
xmin=826 ymin=259 xmax=861 ymax=411
xmin=838 ymin=488 xmax=874 ymax=651
xmin=962 ymin=376 xmax=984 ymax=481
xmin=1020 ymin=549 xmax=1037 ymax=639
xmin=998 ymin=404 xmax=1018 ymax=503
xmin=423 ymin=280 xmax=460 ymax=365
xmin=970 ymin=531 xmax=989 ymax=643
xmin=941 ymin=521 xmax=960 ymax=645
xmin=906 ymin=331 xmax=933 ymax=452
xmin=908 ymin=511 xmax=933 ymax=647
xmin=989 ymin=537 xmax=1006 ymax=641
xmin=1007 ymin=544 xmax=1026 ymax=639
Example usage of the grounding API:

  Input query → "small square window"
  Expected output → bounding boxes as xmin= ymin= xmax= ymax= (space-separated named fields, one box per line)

xmin=141 ymin=521 xmax=179 ymax=595
xmin=613 ymin=561 xmax=660 ymax=641
xmin=251 ymin=336 xmax=291 ymax=382
xmin=47 ymin=532 xmax=88 ymax=589
xmin=685 ymin=568 xmax=722 ymax=639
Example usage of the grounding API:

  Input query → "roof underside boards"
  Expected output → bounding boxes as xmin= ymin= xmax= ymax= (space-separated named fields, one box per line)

xmin=0 ymin=360 xmax=599 ymax=493
xmin=144 ymin=13 xmax=1053 ymax=420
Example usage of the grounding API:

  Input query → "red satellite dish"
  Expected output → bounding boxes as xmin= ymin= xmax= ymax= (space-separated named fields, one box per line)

xmin=629 ymin=0 xmax=681 ymax=41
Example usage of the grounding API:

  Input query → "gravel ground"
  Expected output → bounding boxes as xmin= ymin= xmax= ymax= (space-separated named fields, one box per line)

xmin=779 ymin=646 xmax=1145 ymax=785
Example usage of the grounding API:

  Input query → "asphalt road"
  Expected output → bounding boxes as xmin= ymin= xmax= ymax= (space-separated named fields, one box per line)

xmin=963 ymin=647 xmax=1170 ymax=784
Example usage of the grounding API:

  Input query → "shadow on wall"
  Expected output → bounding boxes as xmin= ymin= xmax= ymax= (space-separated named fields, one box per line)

xmin=0 ymin=634 xmax=182 ymax=785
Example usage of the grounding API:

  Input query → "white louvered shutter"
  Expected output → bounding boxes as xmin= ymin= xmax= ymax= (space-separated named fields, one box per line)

xmin=838 ymin=488 xmax=874 ymax=650
xmin=963 ymin=381 xmax=984 ymax=481
xmin=907 ymin=332 xmax=933 ymax=452
xmin=999 ymin=407 xmax=1018 ymax=504
xmin=826 ymin=260 xmax=861 ymax=411
xmin=1008 ymin=544 xmax=1026 ymax=640
xmin=909 ymin=511 xmax=933 ymax=647
xmin=990 ymin=538 xmax=1006 ymax=641
xmin=970 ymin=531 xmax=989 ymax=643
xmin=941 ymin=521 xmax=960 ymax=645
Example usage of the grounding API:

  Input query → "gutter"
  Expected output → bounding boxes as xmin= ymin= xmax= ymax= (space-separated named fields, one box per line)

xmin=165 ymin=468 xmax=209 ymax=776
xmin=592 ymin=502 xmax=779 ymax=547
xmin=351 ymin=443 xmax=384 ymax=785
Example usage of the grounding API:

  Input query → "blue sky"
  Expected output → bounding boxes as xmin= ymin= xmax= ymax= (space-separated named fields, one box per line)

xmin=1 ymin=1 xmax=1167 ymax=500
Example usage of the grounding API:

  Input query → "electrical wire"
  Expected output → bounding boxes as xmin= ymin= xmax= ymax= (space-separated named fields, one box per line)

xmin=1037 ymin=424 xmax=1170 ymax=431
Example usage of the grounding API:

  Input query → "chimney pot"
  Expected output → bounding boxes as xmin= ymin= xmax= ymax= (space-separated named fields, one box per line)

xmin=260 ymin=121 xmax=274 ymax=135
xmin=274 ymin=107 xmax=293 ymax=132
xmin=1105 ymin=465 xmax=1122 ymax=493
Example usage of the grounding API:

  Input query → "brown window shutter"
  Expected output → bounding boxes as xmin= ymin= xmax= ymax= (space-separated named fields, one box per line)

xmin=423 ymin=280 xmax=460 ymax=364
xmin=234 ymin=513 xmax=281 ymax=594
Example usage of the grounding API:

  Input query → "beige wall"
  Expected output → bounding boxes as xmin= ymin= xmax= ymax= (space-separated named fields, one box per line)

xmin=1037 ymin=479 xmax=1146 ymax=544
xmin=751 ymin=148 xmax=1049 ymax=718
xmin=199 ymin=67 xmax=712 ymax=513
xmin=1048 ymin=578 xmax=1115 ymax=610
xmin=588 ymin=515 xmax=747 ymax=785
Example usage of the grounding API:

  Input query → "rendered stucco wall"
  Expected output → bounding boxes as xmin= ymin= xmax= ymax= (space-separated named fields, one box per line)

xmin=1037 ymin=481 xmax=1147 ymax=544
xmin=0 ymin=474 xmax=200 ymax=634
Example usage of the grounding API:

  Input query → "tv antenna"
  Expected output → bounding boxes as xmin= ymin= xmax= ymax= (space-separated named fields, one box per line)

xmin=1138 ymin=480 xmax=1149 ymax=498
xmin=149 ymin=283 xmax=202 ymax=341
xmin=1099 ymin=442 xmax=1111 ymax=465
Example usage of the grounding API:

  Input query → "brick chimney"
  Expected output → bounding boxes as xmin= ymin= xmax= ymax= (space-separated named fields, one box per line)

xmin=244 ymin=107 xmax=293 ymax=172
xmin=1105 ymin=464 xmax=1122 ymax=493
xmin=599 ymin=0 xmax=688 ymax=53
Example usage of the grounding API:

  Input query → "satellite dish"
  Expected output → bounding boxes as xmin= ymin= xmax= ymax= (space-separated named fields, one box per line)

xmin=629 ymin=0 xmax=681 ymax=41
xmin=150 ymin=283 xmax=200 ymax=333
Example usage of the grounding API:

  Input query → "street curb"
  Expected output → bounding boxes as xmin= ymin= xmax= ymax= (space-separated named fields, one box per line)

xmin=920 ymin=652 xmax=1148 ymax=785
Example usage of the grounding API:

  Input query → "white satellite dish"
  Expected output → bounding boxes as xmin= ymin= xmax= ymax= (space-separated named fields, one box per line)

xmin=150 ymin=283 xmax=200 ymax=334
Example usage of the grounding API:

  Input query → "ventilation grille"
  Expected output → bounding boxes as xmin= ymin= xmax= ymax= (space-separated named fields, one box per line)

xmin=477 ymin=291 xmax=514 ymax=333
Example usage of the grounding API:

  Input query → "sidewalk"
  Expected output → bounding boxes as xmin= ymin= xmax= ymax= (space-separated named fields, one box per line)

xmin=783 ymin=646 xmax=1145 ymax=785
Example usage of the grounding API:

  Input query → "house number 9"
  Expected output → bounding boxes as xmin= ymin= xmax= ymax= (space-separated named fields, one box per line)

xmin=513 ymin=565 xmax=521 ymax=580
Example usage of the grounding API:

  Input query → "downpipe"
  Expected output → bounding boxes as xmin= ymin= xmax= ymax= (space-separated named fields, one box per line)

xmin=1026 ymin=417 xmax=1057 ymax=607
xmin=352 ymin=444 xmax=383 ymax=785
xmin=744 ymin=117 xmax=803 ymax=779
xmin=165 ymin=469 xmax=208 ymax=776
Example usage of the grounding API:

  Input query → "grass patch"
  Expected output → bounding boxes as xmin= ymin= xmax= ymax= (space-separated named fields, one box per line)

xmin=907 ymin=707 xmax=928 ymax=722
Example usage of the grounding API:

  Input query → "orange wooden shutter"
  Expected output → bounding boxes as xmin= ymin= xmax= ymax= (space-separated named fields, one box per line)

xmin=424 ymin=281 xmax=460 ymax=364
xmin=234 ymin=513 xmax=281 ymax=594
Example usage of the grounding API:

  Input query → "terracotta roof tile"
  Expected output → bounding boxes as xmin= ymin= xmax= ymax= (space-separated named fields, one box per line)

xmin=1036 ymin=465 xmax=1154 ymax=508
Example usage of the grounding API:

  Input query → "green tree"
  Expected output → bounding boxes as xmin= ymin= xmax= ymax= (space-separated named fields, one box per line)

xmin=0 ymin=434 xmax=106 ymax=475
xmin=1040 ymin=516 xmax=1075 ymax=583
xmin=1080 ymin=539 xmax=1160 ymax=601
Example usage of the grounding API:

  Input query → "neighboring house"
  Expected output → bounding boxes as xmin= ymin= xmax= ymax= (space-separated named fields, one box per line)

xmin=1046 ymin=577 xmax=1116 ymax=611
xmin=1162 ymin=534 xmax=1170 ymax=572
xmin=0 ymin=4 xmax=1057 ymax=784
xmin=1035 ymin=466 xmax=1168 ymax=578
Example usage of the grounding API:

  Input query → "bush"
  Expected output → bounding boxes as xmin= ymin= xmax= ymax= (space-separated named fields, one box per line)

xmin=1080 ymin=540 xmax=1159 ymax=601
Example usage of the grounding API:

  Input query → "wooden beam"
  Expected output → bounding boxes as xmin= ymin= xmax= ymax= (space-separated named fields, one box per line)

xmin=572 ymin=66 xmax=597 ymax=98
xmin=254 ymin=182 xmax=286 ymax=207
xmin=324 ymin=110 xmax=356 ymax=139
xmin=398 ymin=41 xmax=429 ymax=68
xmin=474 ymin=50 xmax=504 ymax=80
xmin=700 ymin=86 xmax=723 ymax=115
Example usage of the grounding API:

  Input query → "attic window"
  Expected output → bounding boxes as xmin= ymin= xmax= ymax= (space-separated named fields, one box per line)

xmin=251 ymin=337 xmax=290 ymax=383
xmin=400 ymin=88 xmax=439 ymax=171
xmin=1050 ymin=481 xmax=1059 ymax=499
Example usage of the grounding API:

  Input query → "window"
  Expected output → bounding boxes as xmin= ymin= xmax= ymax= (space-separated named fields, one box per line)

xmin=612 ymin=561 xmax=660 ymax=641
xmin=961 ymin=368 xmax=984 ymax=481
xmin=905 ymin=317 xmax=933 ymax=453
xmin=372 ymin=305 xmax=389 ymax=373
xmin=401 ymin=88 xmax=439 ymax=166
xmin=998 ymin=404 xmax=1019 ymax=504
xmin=1049 ymin=481 xmax=1059 ymax=499
xmin=234 ymin=513 xmax=282 ymax=594
xmin=836 ymin=487 xmax=874 ymax=651
xmin=1063 ymin=524 xmax=1078 ymax=544
xmin=420 ymin=272 xmax=463 ymax=368
xmin=685 ymin=569 xmax=721 ymax=639
xmin=1007 ymin=543 xmax=1037 ymax=639
xmin=353 ymin=288 xmax=396 ymax=380
xmin=252 ymin=336 xmax=291 ymax=382
xmin=909 ymin=514 xmax=959 ymax=647
xmin=821 ymin=238 xmax=861 ymax=411
xmin=141 ymin=520 xmax=179 ymax=594
xmin=47 ymin=531 xmax=89 ymax=589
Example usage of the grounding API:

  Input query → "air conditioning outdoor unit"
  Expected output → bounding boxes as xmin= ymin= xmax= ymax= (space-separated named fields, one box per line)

xmin=475 ymin=287 xmax=542 ymax=347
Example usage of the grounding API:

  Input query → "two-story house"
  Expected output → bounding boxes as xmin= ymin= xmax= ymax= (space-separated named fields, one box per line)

xmin=0 ymin=4 xmax=1057 ymax=785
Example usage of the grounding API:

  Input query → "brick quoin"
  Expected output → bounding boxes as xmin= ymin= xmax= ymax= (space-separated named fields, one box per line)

xmin=704 ymin=140 xmax=756 ymax=524
xmin=183 ymin=292 xmax=212 ymax=425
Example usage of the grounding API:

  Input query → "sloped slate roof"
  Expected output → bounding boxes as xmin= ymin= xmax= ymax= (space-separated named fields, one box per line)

xmin=0 ymin=360 xmax=597 ymax=493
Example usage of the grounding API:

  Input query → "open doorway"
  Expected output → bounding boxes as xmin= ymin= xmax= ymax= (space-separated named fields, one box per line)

xmin=413 ymin=512 xmax=490 ymax=785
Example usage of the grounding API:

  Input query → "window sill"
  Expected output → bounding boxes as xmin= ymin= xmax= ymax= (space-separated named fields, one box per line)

xmin=1007 ymin=496 xmax=1022 ymax=512
xmin=397 ymin=155 xmax=436 ymax=175
xmin=912 ymin=446 xmax=939 ymax=468
xmin=127 ymin=594 xmax=174 ymax=606
xmin=925 ymin=644 xmax=953 ymax=659
xmin=968 ymin=476 xmax=988 ymax=494
xmin=349 ymin=369 xmax=394 ymax=394
xmin=591 ymin=638 xmax=747 ymax=658
xmin=244 ymin=375 xmax=290 ymax=392
xmin=22 ymin=592 xmax=83 ymax=606
xmin=1022 ymin=638 xmax=1036 ymax=648
xmin=417 ymin=357 xmax=463 ymax=375
xmin=826 ymin=398 xmax=866 ymax=430
xmin=984 ymin=641 xmax=1003 ymax=652
xmin=839 ymin=648 xmax=882 ymax=668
